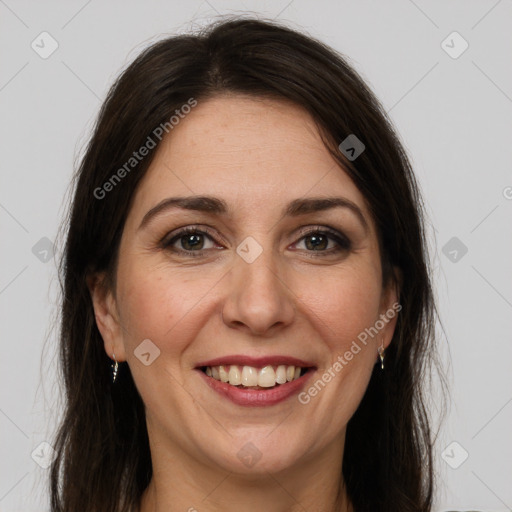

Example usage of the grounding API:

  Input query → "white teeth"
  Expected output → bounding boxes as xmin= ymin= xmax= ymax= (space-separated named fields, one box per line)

xmin=276 ymin=365 xmax=287 ymax=384
xmin=241 ymin=366 xmax=258 ymax=386
xmin=228 ymin=365 xmax=242 ymax=385
xmin=219 ymin=365 xmax=229 ymax=382
xmin=258 ymin=366 xmax=276 ymax=387
xmin=205 ymin=364 xmax=305 ymax=388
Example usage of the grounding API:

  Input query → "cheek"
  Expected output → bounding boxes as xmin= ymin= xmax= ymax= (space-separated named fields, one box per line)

xmin=115 ymin=262 xmax=219 ymax=355
xmin=294 ymin=270 xmax=381 ymax=431
xmin=114 ymin=264 xmax=217 ymax=415
xmin=298 ymin=264 xmax=382 ymax=356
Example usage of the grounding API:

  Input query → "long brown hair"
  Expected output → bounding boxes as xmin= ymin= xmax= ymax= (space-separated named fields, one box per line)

xmin=50 ymin=17 xmax=445 ymax=511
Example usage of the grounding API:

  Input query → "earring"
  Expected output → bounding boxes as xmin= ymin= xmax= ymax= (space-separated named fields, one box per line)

xmin=377 ymin=340 xmax=385 ymax=370
xmin=111 ymin=352 xmax=119 ymax=383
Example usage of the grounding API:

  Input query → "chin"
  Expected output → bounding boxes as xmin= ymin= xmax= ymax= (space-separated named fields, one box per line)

xmin=199 ymin=430 xmax=308 ymax=476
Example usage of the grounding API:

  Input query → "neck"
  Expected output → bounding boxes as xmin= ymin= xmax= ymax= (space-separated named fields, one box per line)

xmin=140 ymin=470 xmax=353 ymax=512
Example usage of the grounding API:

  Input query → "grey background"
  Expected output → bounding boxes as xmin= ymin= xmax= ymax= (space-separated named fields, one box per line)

xmin=1 ymin=1 xmax=511 ymax=510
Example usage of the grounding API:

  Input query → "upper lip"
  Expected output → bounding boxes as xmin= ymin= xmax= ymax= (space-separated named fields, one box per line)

xmin=196 ymin=355 xmax=316 ymax=368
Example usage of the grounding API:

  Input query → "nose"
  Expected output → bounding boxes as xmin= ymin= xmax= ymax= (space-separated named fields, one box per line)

xmin=221 ymin=252 xmax=295 ymax=336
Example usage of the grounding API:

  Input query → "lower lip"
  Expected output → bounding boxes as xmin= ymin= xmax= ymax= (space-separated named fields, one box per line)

xmin=197 ymin=369 xmax=314 ymax=407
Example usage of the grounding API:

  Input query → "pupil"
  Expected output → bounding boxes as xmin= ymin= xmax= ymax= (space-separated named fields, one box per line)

xmin=183 ymin=234 xmax=203 ymax=250
xmin=306 ymin=234 xmax=327 ymax=250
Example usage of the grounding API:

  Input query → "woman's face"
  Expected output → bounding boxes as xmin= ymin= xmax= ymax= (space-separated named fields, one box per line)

xmin=93 ymin=95 xmax=399 ymax=476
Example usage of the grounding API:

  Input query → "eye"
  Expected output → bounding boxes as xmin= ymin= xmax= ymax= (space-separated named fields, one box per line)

xmin=292 ymin=227 xmax=351 ymax=254
xmin=161 ymin=226 xmax=222 ymax=255
xmin=160 ymin=225 xmax=351 ymax=258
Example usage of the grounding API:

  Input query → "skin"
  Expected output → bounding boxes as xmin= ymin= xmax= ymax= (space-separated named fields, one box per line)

xmin=89 ymin=95 xmax=400 ymax=512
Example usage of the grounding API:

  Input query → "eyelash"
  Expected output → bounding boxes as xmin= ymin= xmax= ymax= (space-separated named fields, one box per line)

xmin=161 ymin=225 xmax=351 ymax=258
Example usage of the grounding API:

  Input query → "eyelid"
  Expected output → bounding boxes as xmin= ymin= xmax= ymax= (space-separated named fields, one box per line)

xmin=294 ymin=224 xmax=347 ymax=238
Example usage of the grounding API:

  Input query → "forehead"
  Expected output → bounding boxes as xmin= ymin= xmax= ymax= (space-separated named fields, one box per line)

xmin=128 ymin=95 xmax=370 ymax=225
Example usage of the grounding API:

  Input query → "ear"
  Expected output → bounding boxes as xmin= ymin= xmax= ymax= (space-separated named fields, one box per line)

xmin=87 ymin=272 xmax=127 ymax=362
xmin=378 ymin=266 xmax=402 ymax=351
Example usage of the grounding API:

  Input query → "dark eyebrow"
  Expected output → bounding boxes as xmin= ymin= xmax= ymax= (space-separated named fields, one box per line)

xmin=139 ymin=195 xmax=368 ymax=232
xmin=139 ymin=196 xmax=228 ymax=230
xmin=285 ymin=197 xmax=368 ymax=233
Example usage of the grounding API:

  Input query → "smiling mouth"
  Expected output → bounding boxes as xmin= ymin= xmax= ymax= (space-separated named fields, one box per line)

xmin=200 ymin=364 xmax=311 ymax=389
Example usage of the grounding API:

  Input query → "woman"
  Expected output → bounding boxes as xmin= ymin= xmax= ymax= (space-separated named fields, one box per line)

xmin=50 ymin=17 xmax=443 ymax=512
